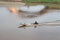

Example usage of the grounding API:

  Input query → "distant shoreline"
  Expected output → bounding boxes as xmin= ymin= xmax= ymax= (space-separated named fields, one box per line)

xmin=25 ymin=2 xmax=60 ymax=9
xmin=29 ymin=2 xmax=60 ymax=4
xmin=0 ymin=1 xmax=60 ymax=9
xmin=0 ymin=1 xmax=25 ymax=5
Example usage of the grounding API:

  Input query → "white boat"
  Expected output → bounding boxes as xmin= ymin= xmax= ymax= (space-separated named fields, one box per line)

xmin=19 ymin=5 xmax=46 ymax=13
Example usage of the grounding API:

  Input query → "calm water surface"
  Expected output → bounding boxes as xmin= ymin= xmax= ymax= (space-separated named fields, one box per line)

xmin=0 ymin=6 xmax=60 ymax=40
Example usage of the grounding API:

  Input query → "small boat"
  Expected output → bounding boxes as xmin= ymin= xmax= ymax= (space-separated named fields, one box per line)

xmin=19 ymin=5 xmax=46 ymax=13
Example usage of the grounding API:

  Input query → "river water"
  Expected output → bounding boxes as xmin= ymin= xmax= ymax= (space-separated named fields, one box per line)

xmin=0 ymin=6 xmax=60 ymax=40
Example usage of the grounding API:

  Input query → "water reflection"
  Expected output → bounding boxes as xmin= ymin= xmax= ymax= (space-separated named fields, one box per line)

xmin=7 ymin=7 xmax=40 ymax=18
xmin=7 ymin=5 xmax=47 ymax=18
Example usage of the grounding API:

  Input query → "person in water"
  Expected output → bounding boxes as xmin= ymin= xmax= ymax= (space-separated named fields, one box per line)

xmin=33 ymin=21 xmax=39 ymax=28
xmin=33 ymin=21 xmax=39 ymax=24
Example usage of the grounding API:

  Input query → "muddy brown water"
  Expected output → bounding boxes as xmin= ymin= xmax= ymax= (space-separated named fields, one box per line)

xmin=0 ymin=6 xmax=60 ymax=40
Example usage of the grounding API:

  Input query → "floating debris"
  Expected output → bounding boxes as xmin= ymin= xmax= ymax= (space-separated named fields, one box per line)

xmin=18 ymin=23 xmax=31 ymax=29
